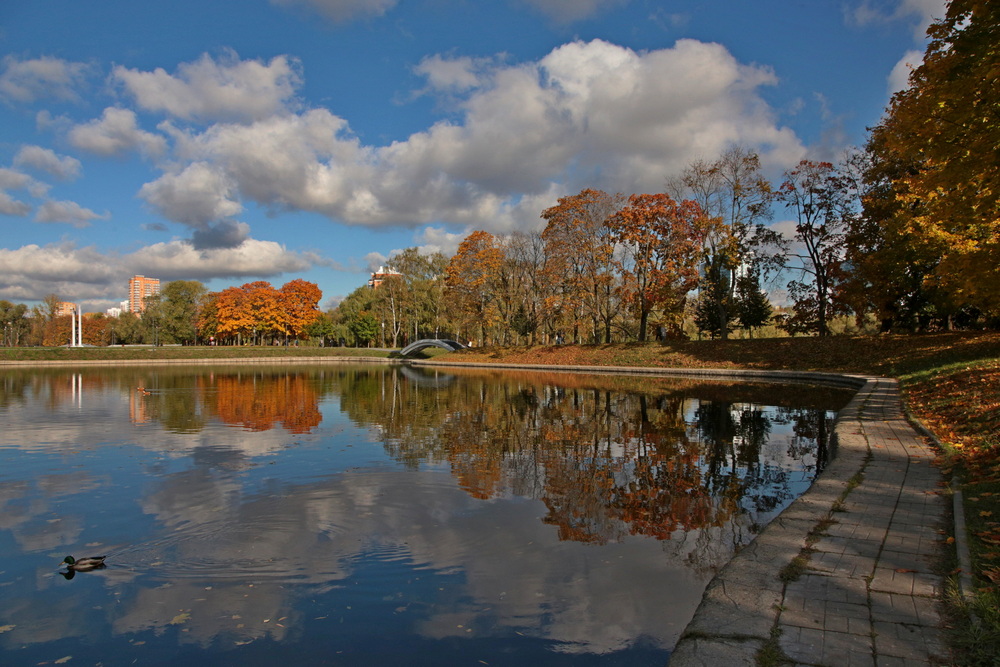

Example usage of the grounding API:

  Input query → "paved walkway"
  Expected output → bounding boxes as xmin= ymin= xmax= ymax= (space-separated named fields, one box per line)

xmin=670 ymin=377 xmax=950 ymax=666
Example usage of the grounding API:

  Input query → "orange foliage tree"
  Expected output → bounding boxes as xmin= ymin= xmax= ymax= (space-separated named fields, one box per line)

xmin=444 ymin=230 xmax=505 ymax=345
xmin=278 ymin=278 xmax=322 ymax=342
xmin=541 ymin=188 xmax=624 ymax=344
xmin=607 ymin=193 xmax=715 ymax=341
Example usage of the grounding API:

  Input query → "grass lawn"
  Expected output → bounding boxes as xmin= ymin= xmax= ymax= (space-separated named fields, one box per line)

xmin=0 ymin=345 xmax=392 ymax=363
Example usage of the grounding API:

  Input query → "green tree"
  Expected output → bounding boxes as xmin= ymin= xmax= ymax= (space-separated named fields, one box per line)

xmin=734 ymin=273 xmax=772 ymax=336
xmin=140 ymin=294 xmax=164 ymax=345
xmin=160 ymin=280 xmax=207 ymax=344
xmin=668 ymin=146 xmax=775 ymax=340
xmin=349 ymin=310 xmax=380 ymax=347
xmin=0 ymin=301 xmax=29 ymax=346
xmin=112 ymin=312 xmax=143 ymax=345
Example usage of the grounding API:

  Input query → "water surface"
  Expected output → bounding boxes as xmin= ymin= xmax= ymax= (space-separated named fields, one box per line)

xmin=0 ymin=364 xmax=853 ymax=665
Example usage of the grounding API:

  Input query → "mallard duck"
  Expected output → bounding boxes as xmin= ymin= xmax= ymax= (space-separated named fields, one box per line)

xmin=62 ymin=555 xmax=107 ymax=572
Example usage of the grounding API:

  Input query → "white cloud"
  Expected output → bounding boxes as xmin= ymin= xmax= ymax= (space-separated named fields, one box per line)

xmin=133 ymin=40 xmax=803 ymax=237
xmin=35 ymin=199 xmax=107 ymax=227
xmin=410 ymin=226 xmax=467 ymax=257
xmin=0 ymin=167 xmax=48 ymax=196
xmin=414 ymin=55 xmax=488 ymax=93
xmin=0 ymin=243 xmax=119 ymax=291
xmin=849 ymin=0 xmax=947 ymax=37
xmin=68 ymin=107 xmax=167 ymax=157
xmin=0 ymin=55 xmax=90 ymax=103
xmin=146 ymin=109 xmax=372 ymax=222
xmin=126 ymin=238 xmax=311 ymax=280
xmin=269 ymin=0 xmax=398 ymax=23
xmin=113 ymin=52 xmax=302 ymax=124
xmin=364 ymin=251 xmax=387 ymax=272
xmin=13 ymin=145 xmax=82 ymax=180
xmin=0 ymin=167 xmax=48 ymax=216
xmin=0 ymin=191 xmax=31 ymax=216
xmin=139 ymin=161 xmax=243 ymax=225
xmin=520 ymin=0 xmax=628 ymax=23
xmin=888 ymin=49 xmax=923 ymax=92
xmin=0 ymin=239 xmax=314 ymax=303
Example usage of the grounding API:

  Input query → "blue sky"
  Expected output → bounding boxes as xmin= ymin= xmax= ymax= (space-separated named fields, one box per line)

xmin=0 ymin=0 xmax=944 ymax=312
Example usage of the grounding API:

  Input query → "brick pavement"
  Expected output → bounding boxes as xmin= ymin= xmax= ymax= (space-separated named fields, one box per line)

xmin=670 ymin=377 xmax=951 ymax=666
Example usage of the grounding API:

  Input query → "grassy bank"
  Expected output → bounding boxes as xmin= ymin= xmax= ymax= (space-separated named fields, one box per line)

xmin=0 ymin=345 xmax=391 ymax=363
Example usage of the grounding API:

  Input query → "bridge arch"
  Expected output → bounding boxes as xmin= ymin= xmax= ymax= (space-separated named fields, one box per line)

xmin=399 ymin=339 xmax=467 ymax=357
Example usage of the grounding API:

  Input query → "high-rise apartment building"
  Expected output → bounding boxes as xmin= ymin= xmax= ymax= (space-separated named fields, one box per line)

xmin=129 ymin=275 xmax=160 ymax=314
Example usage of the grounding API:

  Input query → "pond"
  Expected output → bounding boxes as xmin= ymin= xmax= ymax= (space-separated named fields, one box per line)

xmin=0 ymin=363 xmax=854 ymax=666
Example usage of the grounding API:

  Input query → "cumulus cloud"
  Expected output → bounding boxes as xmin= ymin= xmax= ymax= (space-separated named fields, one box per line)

xmin=35 ymin=200 xmax=107 ymax=227
xmin=888 ymin=49 xmax=923 ymax=92
xmin=410 ymin=226 xmax=467 ymax=257
xmin=0 ymin=167 xmax=48 ymax=216
xmin=143 ymin=109 xmax=371 ymax=223
xmin=414 ymin=54 xmax=489 ymax=93
xmin=269 ymin=0 xmax=398 ymax=23
xmin=113 ymin=52 xmax=302 ymax=123
xmin=190 ymin=220 xmax=251 ymax=250
xmin=0 ymin=239 xmax=314 ymax=303
xmin=0 ymin=167 xmax=49 ymax=197
xmin=0 ymin=191 xmax=31 ymax=216
xmin=138 ymin=40 xmax=803 ymax=235
xmin=0 ymin=55 xmax=90 ymax=104
xmin=0 ymin=243 xmax=119 ymax=292
xmin=520 ymin=0 xmax=628 ymax=23
xmin=126 ymin=238 xmax=311 ymax=280
xmin=139 ymin=161 xmax=242 ymax=225
xmin=13 ymin=145 xmax=82 ymax=180
xmin=849 ymin=0 xmax=947 ymax=37
xmin=68 ymin=107 xmax=167 ymax=157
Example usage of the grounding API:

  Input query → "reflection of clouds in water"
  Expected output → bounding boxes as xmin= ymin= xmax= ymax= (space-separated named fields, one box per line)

xmin=112 ymin=581 xmax=295 ymax=648
xmin=0 ymin=472 xmax=104 ymax=551
xmin=116 ymin=466 xmax=696 ymax=654
xmin=1 ymin=394 xmax=294 ymax=459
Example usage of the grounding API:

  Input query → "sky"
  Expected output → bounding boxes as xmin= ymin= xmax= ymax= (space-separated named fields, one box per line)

xmin=0 ymin=0 xmax=946 ymax=313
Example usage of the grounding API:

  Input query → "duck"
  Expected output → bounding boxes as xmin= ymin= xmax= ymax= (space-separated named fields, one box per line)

xmin=137 ymin=386 xmax=151 ymax=396
xmin=62 ymin=555 xmax=107 ymax=572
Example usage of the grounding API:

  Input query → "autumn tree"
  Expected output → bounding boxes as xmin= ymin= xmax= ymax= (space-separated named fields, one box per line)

xmin=541 ymin=189 xmax=624 ymax=343
xmin=278 ymin=278 xmax=322 ymax=342
xmin=607 ymin=193 xmax=714 ymax=341
xmin=776 ymin=160 xmax=856 ymax=336
xmin=215 ymin=281 xmax=282 ymax=345
xmin=844 ymin=144 xmax=941 ymax=330
xmin=444 ymin=230 xmax=505 ymax=345
xmin=862 ymin=0 xmax=1000 ymax=317
xmin=668 ymin=146 xmax=776 ymax=339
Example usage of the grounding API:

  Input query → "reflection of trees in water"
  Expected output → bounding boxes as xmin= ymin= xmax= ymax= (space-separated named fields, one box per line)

xmin=1 ymin=367 xmax=325 ymax=434
xmin=347 ymin=369 xmax=842 ymax=557
xmin=6 ymin=366 xmax=841 ymax=557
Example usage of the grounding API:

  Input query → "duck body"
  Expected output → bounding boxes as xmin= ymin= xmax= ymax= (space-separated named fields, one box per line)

xmin=62 ymin=555 xmax=107 ymax=572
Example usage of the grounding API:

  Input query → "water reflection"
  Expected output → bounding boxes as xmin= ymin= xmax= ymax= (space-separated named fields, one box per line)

xmin=0 ymin=364 xmax=852 ymax=665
